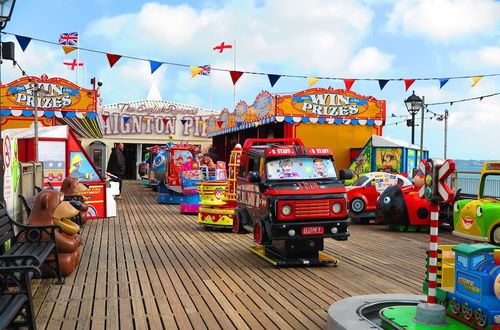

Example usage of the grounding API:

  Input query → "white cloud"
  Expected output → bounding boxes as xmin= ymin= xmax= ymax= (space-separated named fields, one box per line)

xmin=385 ymin=0 xmax=500 ymax=40
xmin=348 ymin=47 xmax=395 ymax=75
xmin=456 ymin=47 xmax=500 ymax=67
xmin=87 ymin=0 xmax=375 ymax=75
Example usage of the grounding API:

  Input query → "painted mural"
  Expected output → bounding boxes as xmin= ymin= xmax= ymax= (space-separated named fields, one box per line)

xmin=375 ymin=148 xmax=402 ymax=173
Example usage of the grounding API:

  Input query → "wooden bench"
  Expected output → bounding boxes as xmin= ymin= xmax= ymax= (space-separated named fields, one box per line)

xmin=0 ymin=265 xmax=40 ymax=329
xmin=0 ymin=204 xmax=63 ymax=284
xmin=18 ymin=194 xmax=37 ymax=220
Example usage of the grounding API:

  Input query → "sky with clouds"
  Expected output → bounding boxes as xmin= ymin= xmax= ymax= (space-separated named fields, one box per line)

xmin=3 ymin=0 xmax=500 ymax=160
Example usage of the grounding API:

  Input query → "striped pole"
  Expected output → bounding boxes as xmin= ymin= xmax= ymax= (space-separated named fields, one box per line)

xmin=427 ymin=203 xmax=440 ymax=303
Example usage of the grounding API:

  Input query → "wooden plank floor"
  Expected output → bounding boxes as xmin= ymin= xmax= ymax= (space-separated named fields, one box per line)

xmin=32 ymin=180 xmax=469 ymax=329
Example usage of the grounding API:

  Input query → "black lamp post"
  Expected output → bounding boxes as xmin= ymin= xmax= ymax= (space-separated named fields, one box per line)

xmin=0 ymin=0 xmax=16 ymax=204
xmin=405 ymin=91 xmax=423 ymax=145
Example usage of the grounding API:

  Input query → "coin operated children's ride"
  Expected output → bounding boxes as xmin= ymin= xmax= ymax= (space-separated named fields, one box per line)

xmin=197 ymin=144 xmax=242 ymax=228
xmin=156 ymin=144 xmax=200 ymax=204
xmin=453 ymin=162 xmax=500 ymax=245
xmin=232 ymin=138 xmax=353 ymax=266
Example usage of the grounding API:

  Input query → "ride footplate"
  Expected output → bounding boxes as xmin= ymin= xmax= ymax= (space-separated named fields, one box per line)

xmin=248 ymin=245 xmax=338 ymax=266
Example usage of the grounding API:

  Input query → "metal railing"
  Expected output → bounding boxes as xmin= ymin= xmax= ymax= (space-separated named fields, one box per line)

xmin=451 ymin=171 xmax=500 ymax=198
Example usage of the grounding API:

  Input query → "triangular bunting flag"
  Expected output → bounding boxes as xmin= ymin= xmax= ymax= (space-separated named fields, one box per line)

xmin=106 ymin=53 xmax=122 ymax=68
xmin=143 ymin=117 xmax=149 ymax=122
xmin=198 ymin=120 xmax=205 ymax=126
xmin=149 ymin=60 xmax=163 ymax=74
xmin=162 ymin=118 xmax=169 ymax=125
xmin=438 ymin=78 xmax=449 ymax=89
xmin=254 ymin=122 xmax=260 ymax=127
xmin=181 ymin=119 xmax=187 ymax=125
xmin=267 ymin=74 xmax=281 ymax=87
xmin=190 ymin=66 xmax=204 ymax=77
xmin=123 ymin=116 xmax=130 ymax=124
xmin=61 ymin=45 xmax=77 ymax=54
xmin=471 ymin=76 xmax=483 ymax=87
xmin=230 ymin=71 xmax=244 ymax=85
xmin=217 ymin=121 xmax=224 ymax=128
xmin=404 ymin=79 xmax=415 ymax=91
xmin=391 ymin=113 xmax=396 ymax=117
xmin=236 ymin=122 xmax=242 ymax=127
xmin=343 ymin=79 xmax=356 ymax=91
xmin=15 ymin=35 xmax=31 ymax=52
xmin=378 ymin=79 xmax=389 ymax=90
xmin=102 ymin=115 xmax=109 ymax=122
xmin=307 ymin=77 xmax=319 ymax=87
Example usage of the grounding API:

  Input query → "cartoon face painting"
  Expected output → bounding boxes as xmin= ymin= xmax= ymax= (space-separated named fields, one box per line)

xmin=454 ymin=200 xmax=484 ymax=239
xmin=312 ymin=159 xmax=327 ymax=178
xmin=214 ymin=187 xmax=224 ymax=200
xmin=279 ymin=159 xmax=300 ymax=178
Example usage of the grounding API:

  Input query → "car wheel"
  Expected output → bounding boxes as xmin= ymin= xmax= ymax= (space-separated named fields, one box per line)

xmin=490 ymin=224 xmax=500 ymax=245
xmin=254 ymin=220 xmax=270 ymax=245
xmin=233 ymin=210 xmax=247 ymax=234
xmin=350 ymin=198 xmax=366 ymax=214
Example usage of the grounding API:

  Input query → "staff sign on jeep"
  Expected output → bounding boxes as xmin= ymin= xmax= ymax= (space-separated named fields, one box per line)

xmin=233 ymin=138 xmax=353 ymax=265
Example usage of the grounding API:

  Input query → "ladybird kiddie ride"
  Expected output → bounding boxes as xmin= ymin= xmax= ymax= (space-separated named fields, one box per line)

xmin=233 ymin=138 xmax=353 ymax=266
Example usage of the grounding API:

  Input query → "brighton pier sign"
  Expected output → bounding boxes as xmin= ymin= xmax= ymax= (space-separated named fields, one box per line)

xmin=102 ymin=102 xmax=213 ymax=138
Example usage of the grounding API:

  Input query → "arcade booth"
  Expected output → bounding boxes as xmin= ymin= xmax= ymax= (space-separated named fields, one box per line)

xmin=3 ymin=125 xmax=117 ymax=219
xmin=205 ymin=87 xmax=386 ymax=171
xmin=346 ymin=134 xmax=429 ymax=183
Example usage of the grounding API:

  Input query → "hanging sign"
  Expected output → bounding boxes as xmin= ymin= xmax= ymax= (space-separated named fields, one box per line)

xmin=1 ymin=75 xmax=97 ymax=112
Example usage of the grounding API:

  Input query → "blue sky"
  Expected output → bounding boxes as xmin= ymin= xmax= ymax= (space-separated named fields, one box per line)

xmin=3 ymin=0 xmax=500 ymax=160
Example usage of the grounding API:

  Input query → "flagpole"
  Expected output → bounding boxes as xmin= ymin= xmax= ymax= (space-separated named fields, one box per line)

xmin=76 ymin=31 xmax=80 ymax=85
xmin=233 ymin=38 xmax=236 ymax=110
xmin=84 ymin=56 xmax=87 ymax=89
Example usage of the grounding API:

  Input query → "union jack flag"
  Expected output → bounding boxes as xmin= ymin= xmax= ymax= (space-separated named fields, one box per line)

xmin=59 ymin=32 xmax=78 ymax=46
xmin=199 ymin=65 xmax=211 ymax=76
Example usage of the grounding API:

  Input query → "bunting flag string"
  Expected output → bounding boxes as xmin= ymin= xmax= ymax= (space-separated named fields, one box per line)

xmin=149 ymin=60 xmax=163 ymax=74
xmin=6 ymin=31 xmax=500 ymax=90
xmin=307 ymin=77 xmax=319 ymax=87
xmin=106 ymin=53 xmax=122 ymax=68
xmin=61 ymin=45 xmax=77 ymax=54
xmin=15 ymin=35 xmax=31 ymax=51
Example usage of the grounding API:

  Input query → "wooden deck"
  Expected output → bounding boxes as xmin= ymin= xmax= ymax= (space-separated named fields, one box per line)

xmin=32 ymin=180 xmax=468 ymax=329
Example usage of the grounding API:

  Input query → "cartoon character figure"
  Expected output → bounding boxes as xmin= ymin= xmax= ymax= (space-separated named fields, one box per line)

xmin=279 ymin=159 xmax=299 ymax=178
xmin=312 ymin=159 xmax=328 ymax=178
xmin=176 ymin=156 xmax=184 ymax=166
xmin=70 ymin=153 xmax=94 ymax=180
xmin=354 ymin=153 xmax=368 ymax=181
xmin=214 ymin=186 xmax=224 ymax=200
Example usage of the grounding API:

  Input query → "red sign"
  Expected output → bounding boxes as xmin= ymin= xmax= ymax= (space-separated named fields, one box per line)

xmin=83 ymin=183 xmax=106 ymax=219
xmin=266 ymin=148 xmax=297 ymax=156
xmin=437 ymin=159 xmax=455 ymax=203
xmin=301 ymin=226 xmax=324 ymax=236
xmin=306 ymin=148 xmax=332 ymax=156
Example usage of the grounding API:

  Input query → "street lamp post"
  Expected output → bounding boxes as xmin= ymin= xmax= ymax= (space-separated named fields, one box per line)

xmin=405 ymin=91 xmax=426 ymax=161
xmin=436 ymin=110 xmax=449 ymax=159
xmin=405 ymin=91 xmax=423 ymax=145
xmin=0 ymin=0 xmax=17 ymax=204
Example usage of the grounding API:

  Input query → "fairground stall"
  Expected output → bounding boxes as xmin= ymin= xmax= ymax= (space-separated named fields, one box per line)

xmin=0 ymin=75 xmax=116 ymax=220
xmin=205 ymin=87 xmax=386 ymax=170
xmin=346 ymin=134 xmax=429 ymax=182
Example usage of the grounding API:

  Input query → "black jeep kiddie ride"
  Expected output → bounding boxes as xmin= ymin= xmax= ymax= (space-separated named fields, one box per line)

xmin=233 ymin=138 xmax=353 ymax=265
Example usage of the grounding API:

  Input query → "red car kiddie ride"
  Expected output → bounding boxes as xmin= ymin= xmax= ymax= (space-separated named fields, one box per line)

xmin=233 ymin=138 xmax=353 ymax=266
